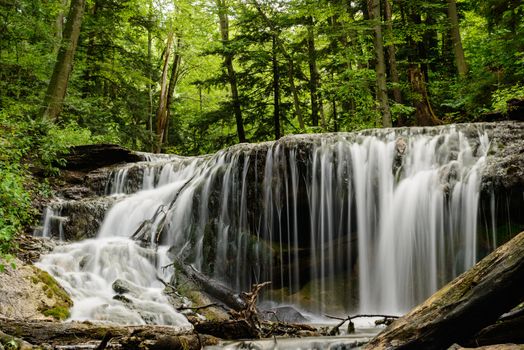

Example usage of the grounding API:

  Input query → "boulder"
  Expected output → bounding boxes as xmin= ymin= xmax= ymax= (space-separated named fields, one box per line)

xmin=263 ymin=305 xmax=309 ymax=323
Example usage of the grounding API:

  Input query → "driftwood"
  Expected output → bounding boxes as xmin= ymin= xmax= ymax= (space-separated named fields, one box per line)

xmin=325 ymin=314 xmax=399 ymax=335
xmin=230 ymin=281 xmax=272 ymax=335
xmin=172 ymin=261 xmax=319 ymax=339
xmin=364 ymin=231 xmax=524 ymax=350
xmin=194 ymin=319 xmax=259 ymax=340
xmin=171 ymin=259 xmax=247 ymax=312
xmin=0 ymin=318 xmax=218 ymax=349
xmin=131 ymin=175 xmax=197 ymax=245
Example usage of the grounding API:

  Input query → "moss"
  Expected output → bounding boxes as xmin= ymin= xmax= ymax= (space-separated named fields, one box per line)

xmin=42 ymin=305 xmax=70 ymax=320
xmin=30 ymin=266 xmax=73 ymax=320
xmin=184 ymin=290 xmax=229 ymax=321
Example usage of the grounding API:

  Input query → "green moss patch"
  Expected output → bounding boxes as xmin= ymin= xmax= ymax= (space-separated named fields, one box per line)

xmin=30 ymin=266 xmax=73 ymax=320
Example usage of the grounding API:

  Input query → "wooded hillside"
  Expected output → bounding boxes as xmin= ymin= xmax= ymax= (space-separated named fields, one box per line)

xmin=1 ymin=0 xmax=523 ymax=154
xmin=1 ymin=0 xmax=523 ymax=255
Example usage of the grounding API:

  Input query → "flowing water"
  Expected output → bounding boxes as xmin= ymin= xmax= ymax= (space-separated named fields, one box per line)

xmin=37 ymin=125 xmax=495 ymax=325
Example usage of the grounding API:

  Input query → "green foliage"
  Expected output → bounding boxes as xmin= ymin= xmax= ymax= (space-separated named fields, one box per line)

xmin=0 ymin=0 xmax=522 ymax=158
xmin=0 ymin=166 xmax=32 ymax=253
xmin=491 ymin=84 xmax=524 ymax=113
xmin=0 ymin=115 xmax=35 ymax=254
xmin=0 ymin=0 xmax=520 ymax=257
xmin=390 ymin=103 xmax=415 ymax=125
xmin=0 ymin=111 xmax=99 ymax=254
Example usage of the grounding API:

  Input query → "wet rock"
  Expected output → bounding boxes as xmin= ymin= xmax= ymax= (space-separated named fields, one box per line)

xmin=15 ymin=234 xmax=56 ymax=263
xmin=113 ymin=294 xmax=132 ymax=304
xmin=263 ymin=306 xmax=309 ymax=323
xmin=481 ymin=121 xmax=524 ymax=191
xmin=58 ymin=185 xmax=95 ymax=200
xmin=479 ymin=122 xmax=524 ymax=239
xmin=112 ymin=279 xmax=144 ymax=296
xmin=37 ymin=196 xmax=120 ymax=240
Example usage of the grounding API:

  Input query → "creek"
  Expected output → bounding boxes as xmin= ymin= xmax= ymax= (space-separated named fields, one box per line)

xmin=35 ymin=122 xmax=524 ymax=332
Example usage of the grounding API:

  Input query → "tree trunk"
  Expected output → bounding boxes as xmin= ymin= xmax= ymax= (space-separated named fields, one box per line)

xmin=81 ymin=0 xmax=99 ymax=99
xmin=163 ymin=37 xmax=182 ymax=145
xmin=383 ymin=0 xmax=402 ymax=104
xmin=216 ymin=0 xmax=246 ymax=143
xmin=249 ymin=0 xmax=305 ymax=130
xmin=0 ymin=318 xmax=211 ymax=349
xmin=332 ymin=97 xmax=338 ymax=132
xmin=364 ymin=230 xmax=524 ymax=350
xmin=287 ymin=57 xmax=305 ymax=130
xmin=368 ymin=0 xmax=392 ymax=127
xmin=408 ymin=65 xmax=440 ymax=126
xmin=40 ymin=0 xmax=85 ymax=121
xmin=154 ymin=31 xmax=174 ymax=153
xmin=405 ymin=7 xmax=430 ymax=83
xmin=306 ymin=19 xmax=321 ymax=128
xmin=53 ymin=0 xmax=68 ymax=55
xmin=147 ymin=1 xmax=154 ymax=151
xmin=174 ymin=258 xmax=247 ymax=312
xmin=447 ymin=0 xmax=468 ymax=76
xmin=272 ymin=35 xmax=280 ymax=140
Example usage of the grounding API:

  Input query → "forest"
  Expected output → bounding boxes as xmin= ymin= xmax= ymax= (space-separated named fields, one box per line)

xmin=1 ymin=0 xmax=523 ymax=257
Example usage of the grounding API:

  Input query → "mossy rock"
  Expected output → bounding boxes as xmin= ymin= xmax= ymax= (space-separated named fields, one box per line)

xmin=30 ymin=266 xmax=73 ymax=320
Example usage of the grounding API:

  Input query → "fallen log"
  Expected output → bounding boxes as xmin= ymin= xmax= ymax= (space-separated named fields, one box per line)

xmin=171 ymin=262 xmax=320 ymax=339
xmin=170 ymin=259 xmax=247 ymax=312
xmin=324 ymin=314 xmax=399 ymax=335
xmin=194 ymin=319 xmax=259 ymax=340
xmin=364 ymin=231 xmax=524 ymax=350
xmin=0 ymin=318 xmax=218 ymax=349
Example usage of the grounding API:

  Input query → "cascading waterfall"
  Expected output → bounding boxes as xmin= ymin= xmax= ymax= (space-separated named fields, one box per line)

xmin=41 ymin=207 xmax=67 ymax=240
xmin=37 ymin=125 xmax=495 ymax=324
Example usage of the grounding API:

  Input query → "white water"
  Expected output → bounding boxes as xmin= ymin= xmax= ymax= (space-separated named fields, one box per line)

xmin=38 ymin=125 xmax=493 ymax=324
xmin=37 ymin=238 xmax=192 ymax=329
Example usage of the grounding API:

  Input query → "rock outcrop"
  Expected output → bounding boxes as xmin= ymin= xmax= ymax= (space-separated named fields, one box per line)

xmin=0 ymin=257 xmax=72 ymax=321
xmin=40 ymin=122 xmax=524 ymax=244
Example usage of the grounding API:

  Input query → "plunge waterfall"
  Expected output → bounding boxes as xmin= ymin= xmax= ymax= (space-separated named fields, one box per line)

xmin=37 ymin=124 xmax=497 ymax=325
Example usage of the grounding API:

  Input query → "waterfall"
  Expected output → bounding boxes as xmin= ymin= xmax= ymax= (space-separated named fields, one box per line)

xmin=37 ymin=124 xmax=496 ymax=324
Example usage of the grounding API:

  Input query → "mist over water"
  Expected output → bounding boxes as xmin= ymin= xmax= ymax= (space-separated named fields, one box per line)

xmin=37 ymin=125 xmax=493 ymax=323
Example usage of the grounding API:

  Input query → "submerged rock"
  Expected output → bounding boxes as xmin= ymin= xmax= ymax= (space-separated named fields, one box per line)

xmin=112 ymin=278 xmax=145 ymax=296
xmin=262 ymin=305 xmax=309 ymax=323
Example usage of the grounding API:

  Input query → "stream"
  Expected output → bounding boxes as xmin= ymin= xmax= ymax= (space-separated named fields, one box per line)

xmin=34 ymin=123 xmax=523 ymax=347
